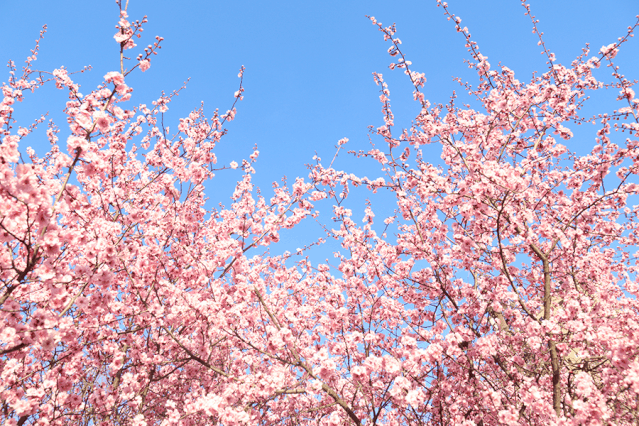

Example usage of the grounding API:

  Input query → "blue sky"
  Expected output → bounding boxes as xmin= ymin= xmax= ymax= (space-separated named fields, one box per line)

xmin=2 ymin=0 xmax=638 ymax=255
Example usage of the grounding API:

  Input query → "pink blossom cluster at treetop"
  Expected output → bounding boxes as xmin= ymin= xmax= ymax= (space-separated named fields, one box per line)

xmin=2 ymin=0 xmax=639 ymax=424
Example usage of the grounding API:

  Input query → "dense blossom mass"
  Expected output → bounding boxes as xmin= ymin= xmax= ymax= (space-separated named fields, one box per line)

xmin=1 ymin=0 xmax=639 ymax=425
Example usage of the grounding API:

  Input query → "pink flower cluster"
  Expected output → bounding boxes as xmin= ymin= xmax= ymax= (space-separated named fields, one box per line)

xmin=2 ymin=1 xmax=639 ymax=425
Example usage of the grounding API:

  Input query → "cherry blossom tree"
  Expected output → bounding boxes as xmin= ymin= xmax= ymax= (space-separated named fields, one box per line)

xmin=2 ymin=0 xmax=639 ymax=425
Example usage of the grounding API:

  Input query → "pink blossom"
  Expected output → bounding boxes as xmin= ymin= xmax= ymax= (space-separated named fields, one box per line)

xmin=93 ymin=110 xmax=110 ymax=132
xmin=0 ymin=327 xmax=17 ymax=344
xmin=600 ymin=43 xmax=618 ymax=58
xmin=114 ymin=32 xmax=128 ymax=43
xmin=1 ymin=135 xmax=20 ymax=162
xmin=139 ymin=59 xmax=150 ymax=72
xmin=103 ymin=71 xmax=124 ymax=85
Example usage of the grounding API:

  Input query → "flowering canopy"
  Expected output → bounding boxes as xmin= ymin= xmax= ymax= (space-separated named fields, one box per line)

xmin=2 ymin=1 xmax=639 ymax=425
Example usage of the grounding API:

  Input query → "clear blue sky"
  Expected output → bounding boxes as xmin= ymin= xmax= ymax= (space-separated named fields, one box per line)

xmin=2 ymin=0 xmax=638 ymax=254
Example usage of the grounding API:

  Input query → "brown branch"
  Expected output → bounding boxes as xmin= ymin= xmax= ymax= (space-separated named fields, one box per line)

xmin=528 ymin=239 xmax=561 ymax=416
xmin=161 ymin=326 xmax=232 ymax=379
xmin=0 ymin=342 xmax=28 ymax=356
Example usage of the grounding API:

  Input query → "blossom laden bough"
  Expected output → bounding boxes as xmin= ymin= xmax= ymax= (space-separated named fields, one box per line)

xmin=1 ymin=1 xmax=639 ymax=425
